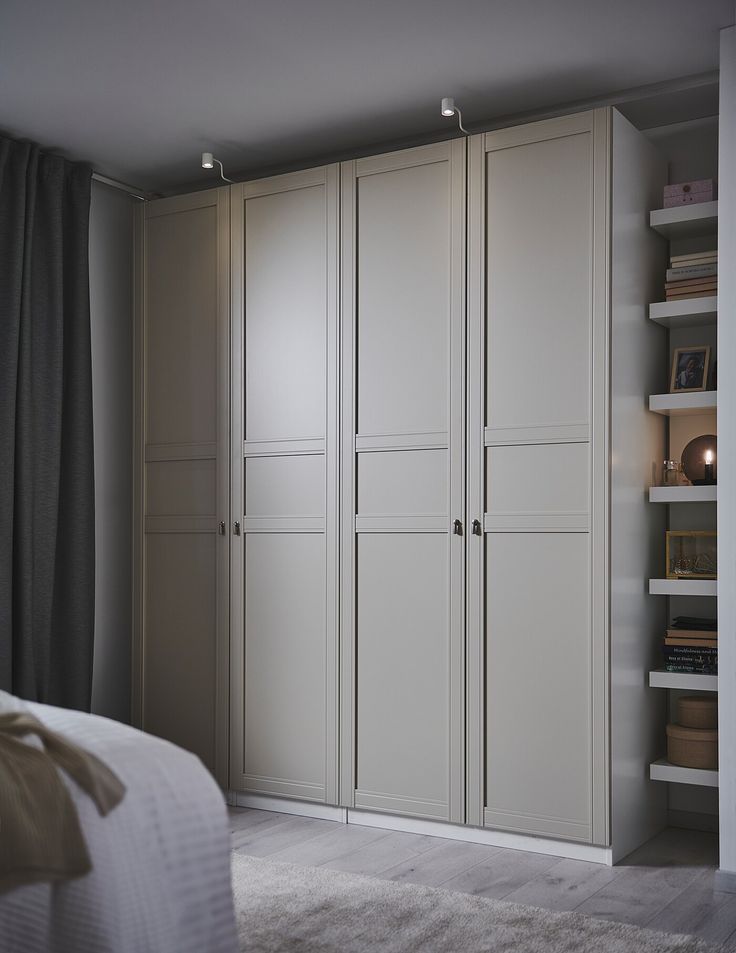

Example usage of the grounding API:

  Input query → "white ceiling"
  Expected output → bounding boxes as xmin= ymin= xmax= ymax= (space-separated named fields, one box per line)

xmin=0 ymin=0 xmax=732 ymax=193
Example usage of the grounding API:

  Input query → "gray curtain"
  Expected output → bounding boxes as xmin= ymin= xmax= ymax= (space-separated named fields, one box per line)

xmin=0 ymin=135 xmax=95 ymax=710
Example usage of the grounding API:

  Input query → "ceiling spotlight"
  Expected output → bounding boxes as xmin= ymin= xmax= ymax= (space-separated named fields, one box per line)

xmin=441 ymin=97 xmax=455 ymax=118
xmin=440 ymin=96 xmax=469 ymax=136
xmin=201 ymin=151 xmax=232 ymax=183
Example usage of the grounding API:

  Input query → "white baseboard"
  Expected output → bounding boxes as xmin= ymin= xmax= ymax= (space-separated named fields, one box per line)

xmin=228 ymin=792 xmax=613 ymax=865
xmin=716 ymin=869 xmax=736 ymax=893
xmin=347 ymin=809 xmax=613 ymax=865
xmin=231 ymin=791 xmax=347 ymax=822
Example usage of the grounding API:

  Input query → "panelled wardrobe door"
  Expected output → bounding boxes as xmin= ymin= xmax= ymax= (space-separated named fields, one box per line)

xmin=341 ymin=141 xmax=466 ymax=822
xmin=466 ymin=112 xmax=610 ymax=843
xmin=136 ymin=188 xmax=230 ymax=785
xmin=230 ymin=167 xmax=340 ymax=803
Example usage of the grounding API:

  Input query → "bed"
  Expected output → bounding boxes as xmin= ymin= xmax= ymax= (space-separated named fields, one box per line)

xmin=0 ymin=692 xmax=238 ymax=953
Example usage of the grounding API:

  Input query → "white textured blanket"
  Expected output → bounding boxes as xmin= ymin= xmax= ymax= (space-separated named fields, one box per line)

xmin=0 ymin=694 xmax=237 ymax=953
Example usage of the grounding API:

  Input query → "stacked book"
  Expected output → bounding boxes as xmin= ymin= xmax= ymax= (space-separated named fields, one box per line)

xmin=663 ymin=615 xmax=717 ymax=674
xmin=665 ymin=250 xmax=717 ymax=301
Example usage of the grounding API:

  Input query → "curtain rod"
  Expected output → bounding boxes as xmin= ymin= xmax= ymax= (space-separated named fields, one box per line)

xmin=92 ymin=171 xmax=150 ymax=201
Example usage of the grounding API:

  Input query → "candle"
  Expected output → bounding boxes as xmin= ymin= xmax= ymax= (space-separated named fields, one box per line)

xmin=704 ymin=449 xmax=715 ymax=484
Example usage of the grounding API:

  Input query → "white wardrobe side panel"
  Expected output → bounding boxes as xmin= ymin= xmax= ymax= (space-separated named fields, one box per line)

xmin=341 ymin=142 xmax=466 ymax=822
xmin=139 ymin=188 xmax=230 ymax=785
xmin=230 ymin=167 xmax=339 ymax=804
xmin=610 ymin=110 xmax=669 ymax=862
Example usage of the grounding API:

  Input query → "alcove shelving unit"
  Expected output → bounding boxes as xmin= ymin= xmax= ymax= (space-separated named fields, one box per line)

xmin=646 ymin=197 xmax=719 ymax=792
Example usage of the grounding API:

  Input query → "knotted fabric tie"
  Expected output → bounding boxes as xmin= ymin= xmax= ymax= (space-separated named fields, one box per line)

xmin=0 ymin=711 xmax=125 ymax=893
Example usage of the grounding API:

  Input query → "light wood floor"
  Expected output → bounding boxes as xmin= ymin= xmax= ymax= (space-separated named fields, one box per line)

xmin=230 ymin=807 xmax=736 ymax=949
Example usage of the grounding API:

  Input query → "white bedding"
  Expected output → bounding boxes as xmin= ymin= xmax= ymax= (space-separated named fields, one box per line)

xmin=0 ymin=694 xmax=238 ymax=953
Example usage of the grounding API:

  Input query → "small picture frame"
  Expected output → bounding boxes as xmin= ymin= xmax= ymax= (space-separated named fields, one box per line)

xmin=670 ymin=345 xmax=710 ymax=393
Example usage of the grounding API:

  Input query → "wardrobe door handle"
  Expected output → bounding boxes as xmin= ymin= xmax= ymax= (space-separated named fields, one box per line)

xmin=453 ymin=519 xmax=463 ymax=536
xmin=472 ymin=519 xmax=482 ymax=536
xmin=218 ymin=521 xmax=226 ymax=536
xmin=233 ymin=521 xmax=241 ymax=536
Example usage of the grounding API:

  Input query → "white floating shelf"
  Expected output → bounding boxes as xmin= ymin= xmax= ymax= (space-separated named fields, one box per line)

xmin=650 ymin=759 xmax=718 ymax=787
xmin=649 ymin=391 xmax=717 ymax=416
xmin=649 ymin=578 xmax=717 ymax=596
xmin=650 ymin=201 xmax=718 ymax=239
xmin=649 ymin=486 xmax=717 ymax=503
xmin=649 ymin=670 xmax=718 ymax=691
xmin=648 ymin=297 xmax=717 ymax=330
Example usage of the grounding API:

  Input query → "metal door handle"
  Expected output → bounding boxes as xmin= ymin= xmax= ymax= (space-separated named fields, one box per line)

xmin=453 ymin=519 xmax=463 ymax=536
xmin=218 ymin=521 xmax=226 ymax=536
xmin=233 ymin=521 xmax=241 ymax=536
xmin=472 ymin=519 xmax=482 ymax=536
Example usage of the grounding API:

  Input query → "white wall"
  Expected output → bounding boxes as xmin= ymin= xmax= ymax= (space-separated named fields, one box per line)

xmin=89 ymin=181 xmax=135 ymax=722
xmin=718 ymin=23 xmax=736 ymax=885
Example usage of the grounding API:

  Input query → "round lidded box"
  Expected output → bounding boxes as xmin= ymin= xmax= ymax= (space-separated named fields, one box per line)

xmin=666 ymin=724 xmax=718 ymax=770
xmin=677 ymin=695 xmax=718 ymax=730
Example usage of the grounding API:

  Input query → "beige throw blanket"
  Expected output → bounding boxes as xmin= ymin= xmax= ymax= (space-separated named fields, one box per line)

xmin=0 ymin=710 xmax=125 ymax=892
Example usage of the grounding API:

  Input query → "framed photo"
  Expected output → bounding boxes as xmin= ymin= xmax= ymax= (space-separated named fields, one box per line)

xmin=670 ymin=345 xmax=710 ymax=393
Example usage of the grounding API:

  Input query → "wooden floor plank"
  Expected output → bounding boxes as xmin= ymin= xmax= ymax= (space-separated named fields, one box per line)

xmin=321 ymin=830 xmax=439 ymax=876
xmin=646 ymin=868 xmax=736 ymax=947
xmin=232 ymin=815 xmax=336 ymax=857
xmin=439 ymin=848 xmax=561 ymax=900
xmin=574 ymin=863 xmax=704 ymax=927
xmin=379 ymin=840 xmax=498 ymax=888
xmin=267 ymin=825 xmax=391 ymax=867
xmin=502 ymin=857 xmax=623 ymax=912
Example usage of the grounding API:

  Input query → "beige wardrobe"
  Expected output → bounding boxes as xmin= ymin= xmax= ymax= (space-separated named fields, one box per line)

xmin=135 ymin=107 xmax=669 ymax=861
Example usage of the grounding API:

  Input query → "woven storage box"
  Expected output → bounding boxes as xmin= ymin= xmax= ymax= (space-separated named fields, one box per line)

xmin=677 ymin=695 xmax=717 ymax=730
xmin=666 ymin=723 xmax=717 ymax=770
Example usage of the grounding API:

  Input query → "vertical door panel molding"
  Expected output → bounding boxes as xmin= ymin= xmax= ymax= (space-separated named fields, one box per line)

xmin=340 ymin=140 xmax=466 ymax=822
xmin=467 ymin=111 xmax=610 ymax=844
xmin=136 ymin=187 xmax=230 ymax=786
xmin=230 ymin=166 xmax=340 ymax=804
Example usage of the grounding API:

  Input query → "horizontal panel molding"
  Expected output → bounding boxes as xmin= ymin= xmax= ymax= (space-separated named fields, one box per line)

xmin=484 ymin=807 xmax=591 ymax=843
xmin=355 ymin=515 xmax=448 ymax=533
xmin=145 ymin=442 xmax=216 ymax=462
xmin=243 ymin=516 xmax=325 ymax=534
xmin=242 ymin=774 xmax=326 ymax=802
xmin=244 ymin=437 xmax=325 ymax=457
xmin=144 ymin=515 xmax=216 ymax=534
xmin=355 ymin=431 xmax=448 ymax=453
xmin=484 ymin=512 xmax=590 ymax=533
xmin=355 ymin=789 xmax=449 ymax=821
xmin=484 ymin=424 xmax=589 ymax=447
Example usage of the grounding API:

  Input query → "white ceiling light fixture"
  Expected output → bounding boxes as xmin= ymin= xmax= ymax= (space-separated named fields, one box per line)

xmin=201 ymin=151 xmax=233 ymax=183
xmin=440 ymin=97 xmax=469 ymax=135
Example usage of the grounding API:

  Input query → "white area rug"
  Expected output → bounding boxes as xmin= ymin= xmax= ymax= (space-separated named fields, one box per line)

xmin=231 ymin=852 xmax=716 ymax=953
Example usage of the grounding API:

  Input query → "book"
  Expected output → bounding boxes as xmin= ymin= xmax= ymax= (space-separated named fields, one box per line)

xmin=665 ymin=637 xmax=718 ymax=649
xmin=666 ymin=289 xmax=718 ymax=301
xmin=671 ymin=616 xmax=716 ymax=630
xmin=664 ymin=279 xmax=718 ymax=292
xmin=666 ymin=264 xmax=718 ymax=281
xmin=666 ymin=628 xmax=717 ymax=640
xmin=670 ymin=250 xmax=718 ymax=265
xmin=665 ymin=663 xmax=718 ymax=674
xmin=664 ymin=639 xmax=718 ymax=655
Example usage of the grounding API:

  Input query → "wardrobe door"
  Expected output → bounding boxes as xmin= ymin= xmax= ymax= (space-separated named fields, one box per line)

xmin=467 ymin=111 xmax=609 ymax=842
xmin=135 ymin=189 xmax=230 ymax=784
xmin=230 ymin=167 xmax=339 ymax=803
xmin=341 ymin=142 xmax=466 ymax=822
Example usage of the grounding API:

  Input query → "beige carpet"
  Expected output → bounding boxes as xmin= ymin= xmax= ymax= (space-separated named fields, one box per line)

xmin=231 ymin=852 xmax=716 ymax=953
